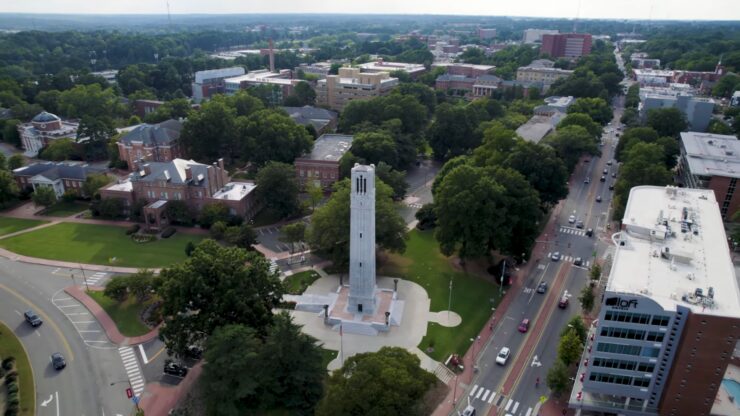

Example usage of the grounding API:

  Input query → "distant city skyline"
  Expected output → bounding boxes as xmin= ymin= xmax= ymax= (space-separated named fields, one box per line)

xmin=2 ymin=0 xmax=740 ymax=21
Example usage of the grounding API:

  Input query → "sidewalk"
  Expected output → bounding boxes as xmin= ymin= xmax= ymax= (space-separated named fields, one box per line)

xmin=431 ymin=199 xmax=564 ymax=416
xmin=0 ymin=247 xmax=150 ymax=273
xmin=65 ymin=285 xmax=160 ymax=345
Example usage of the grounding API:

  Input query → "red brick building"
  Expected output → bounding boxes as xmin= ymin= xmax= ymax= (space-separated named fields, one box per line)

xmin=541 ymin=33 xmax=592 ymax=58
xmin=13 ymin=162 xmax=105 ymax=200
xmin=100 ymin=158 xmax=258 ymax=230
xmin=295 ymin=134 xmax=353 ymax=190
xmin=117 ymin=119 xmax=183 ymax=170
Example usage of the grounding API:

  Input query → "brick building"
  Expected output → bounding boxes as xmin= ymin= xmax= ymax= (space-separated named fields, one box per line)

xmin=132 ymin=100 xmax=165 ymax=119
xmin=13 ymin=162 xmax=104 ymax=200
xmin=117 ymin=119 xmax=183 ymax=170
xmin=17 ymin=111 xmax=79 ymax=157
xmin=570 ymin=185 xmax=740 ymax=416
xmin=100 ymin=158 xmax=258 ymax=230
xmin=678 ymin=132 xmax=740 ymax=219
xmin=316 ymin=67 xmax=398 ymax=112
xmin=541 ymin=33 xmax=592 ymax=58
xmin=294 ymin=134 xmax=353 ymax=190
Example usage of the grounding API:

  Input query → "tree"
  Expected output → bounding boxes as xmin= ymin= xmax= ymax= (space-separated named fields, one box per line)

xmin=34 ymin=90 xmax=62 ymax=114
xmin=428 ymin=103 xmax=482 ymax=160
xmin=307 ymin=183 xmax=323 ymax=211
xmin=127 ymin=269 xmax=158 ymax=302
xmin=374 ymin=161 xmax=408 ymax=200
xmin=567 ymin=97 xmax=613 ymax=125
xmin=255 ymin=161 xmax=301 ymax=219
xmin=307 ymin=178 xmax=406 ymax=269
xmin=415 ymin=203 xmax=437 ymax=230
xmin=393 ymin=83 xmax=437 ymax=115
xmin=284 ymin=81 xmax=316 ymax=106
xmin=258 ymin=313 xmax=325 ymax=413
xmin=0 ymin=170 xmax=19 ymax=208
xmin=180 ymin=98 xmax=237 ymax=163
xmin=712 ymin=74 xmax=740 ymax=98
xmin=82 ymin=173 xmax=111 ymax=198
xmin=32 ymin=186 xmax=56 ymax=207
xmin=558 ymin=328 xmax=584 ymax=366
xmin=203 ymin=324 xmax=262 ymax=415
xmin=198 ymin=202 xmax=232 ymax=228
xmin=612 ymin=142 xmax=673 ymax=220
xmin=590 ymin=263 xmax=602 ymax=281
xmin=562 ymin=316 xmax=588 ymax=344
xmin=579 ymin=284 xmax=595 ymax=313
xmin=226 ymin=91 xmax=264 ymax=117
xmin=158 ymin=240 xmax=284 ymax=357
xmin=708 ymin=119 xmax=735 ymax=135
xmin=209 ymin=221 xmax=228 ymax=240
xmin=350 ymin=131 xmax=399 ymax=169
xmin=2 ymin=119 xmax=21 ymax=147
xmin=558 ymin=113 xmax=602 ymax=138
xmin=545 ymin=125 xmax=598 ymax=173
xmin=280 ymin=222 xmax=307 ymax=254
xmin=224 ymin=224 xmax=258 ymax=249
xmin=546 ymin=360 xmax=570 ymax=395
xmin=57 ymin=84 xmax=121 ymax=119
xmin=316 ymin=347 xmax=437 ymax=416
xmin=0 ymin=153 xmax=6 ymax=171
xmin=615 ymin=127 xmax=660 ymax=162
xmin=647 ymin=107 xmax=688 ymax=137
xmin=39 ymin=138 xmax=78 ymax=161
xmin=104 ymin=276 xmax=129 ymax=301
xmin=165 ymin=200 xmax=195 ymax=226
xmin=94 ymin=198 xmax=125 ymax=219
xmin=237 ymin=109 xmax=313 ymax=166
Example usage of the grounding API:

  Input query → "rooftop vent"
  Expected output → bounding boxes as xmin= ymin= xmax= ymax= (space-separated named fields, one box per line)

xmin=196 ymin=173 xmax=205 ymax=182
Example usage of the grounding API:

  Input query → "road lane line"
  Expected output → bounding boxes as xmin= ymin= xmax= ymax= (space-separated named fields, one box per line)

xmin=55 ymin=391 xmax=59 ymax=416
xmin=14 ymin=310 xmax=21 ymax=316
xmin=54 ymin=297 xmax=72 ymax=301
xmin=148 ymin=346 xmax=165 ymax=363
xmin=71 ymin=320 xmax=96 ymax=324
xmin=139 ymin=344 xmax=149 ymax=364
xmin=0 ymin=283 xmax=74 ymax=361
xmin=78 ymin=330 xmax=102 ymax=333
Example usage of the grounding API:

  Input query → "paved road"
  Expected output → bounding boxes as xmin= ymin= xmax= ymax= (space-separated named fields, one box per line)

xmin=0 ymin=258 xmax=135 ymax=416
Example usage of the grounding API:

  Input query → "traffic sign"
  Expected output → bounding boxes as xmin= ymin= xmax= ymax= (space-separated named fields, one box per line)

xmin=132 ymin=396 xmax=140 ymax=405
xmin=126 ymin=388 xmax=133 ymax=399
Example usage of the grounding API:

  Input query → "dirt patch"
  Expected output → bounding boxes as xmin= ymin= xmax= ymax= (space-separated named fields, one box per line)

xmin=377 ymin=251 xmax=412 ymax=275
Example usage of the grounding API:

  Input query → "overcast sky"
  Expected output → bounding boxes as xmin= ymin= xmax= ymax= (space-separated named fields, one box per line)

xmin=3 ymin=0 xmax=739 ymax=21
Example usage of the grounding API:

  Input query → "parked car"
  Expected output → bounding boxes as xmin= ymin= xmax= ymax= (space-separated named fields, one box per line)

xmin=612 ymin=172 xmax=617 ymax=178
xmin=603 ymin=168 xmax=608 ymax=174
xmin=164 ymin=360 xmax=188 ymax=377
xmin=24 ymin=310 xmax=42 ymax=327
xmin=496 ymin=347 xmax=511 ymax=365
xmin=462 ymin=406 xmax=477 ymax=416
xmin=576 ymin=220 xmax=584 ymax=229
xmin=586 ymin=228 xmax=594 ymax=237
xmin=568 ymin=215 xmax=576 ymax=224
xmin=558 ymin=295 xmax=570 ymax=309
xmin=607 ymin=160 xmax=613 ymax=166
xmin=584 ymin=177 xmax=590 ymax=184
xmin=51 ymin=352 xmax=66 ymax=370
xmin=536 ymin=281 xmax=548 ymax=293
xmin=518 ymin=319 xmax=530 ymax=333
xmin=551 ymin=252 xmax=561 ymax=261
xmin=574 ymin=257 xmax=583 ymax=266
xmin=185 ymin=345 xmax=203 ymax=360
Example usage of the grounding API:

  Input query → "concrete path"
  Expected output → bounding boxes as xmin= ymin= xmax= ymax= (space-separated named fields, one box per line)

xmin=0 ymin=247 xmax=150 ymax=273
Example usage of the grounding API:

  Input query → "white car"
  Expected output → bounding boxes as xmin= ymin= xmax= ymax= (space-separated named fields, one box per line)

xmin=568 ymin=215 xmax=576 ymax=224
xmin=496 ymin=347 xmax=511 ymax=365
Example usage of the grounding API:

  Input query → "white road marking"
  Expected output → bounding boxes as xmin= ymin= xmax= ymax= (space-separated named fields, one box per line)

xmin=138 ymin=344 xmax=149 ymax=364
xmin=41 ymin=394 xmax=53 ymax=406
xmin=54 ymin=297 xmax=72 ymax=301
xmin=469 ymin=384 xmax=478 ymax=397
xmin=56 ymin=304 xmax=82 ymax=308
xmin=512 ymin=401 xmax=520 ymax=413
xmin=71 ymin=320 xmax=96 ymax=324
xmin=476 ymin=387 xmax=484 ymax=399
xmin=505 ymin=398 xmax=513 ymax=411
xmin=487 ymin=392 xmax=496 ymax=403
xmin=525 ymin=408 xmax=533 ymax=416
xmin=481 ymin=390 xmax=489 ymax=401
xmin=118 ymin=347 xmax=145 ymax=396
xmin=14 ymin=310 xmax=21 ymax=316
xmin=56 ymin=391 xmax=60 ymax=416
xmin=78 ymin=330 xmax=102 ymax=333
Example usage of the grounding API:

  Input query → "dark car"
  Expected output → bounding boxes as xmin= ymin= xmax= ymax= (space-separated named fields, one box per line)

xmin=558 ymin=295 xmax=570 ymax=309
xmin=603 ymin=168 xmax=608 ymax=175
xmin=185 ymin=345 xmax=203 ymax=360
xmin=24 ymin=310 xmax=42 ymax=327
xmin=576 ymin=220 xmax=584 ymax=229
xmin=164 ymin=360 xmax=188 ymax=377
xmin=536 ymin=281 xmax=548 ymax=293
xmin=596 ymin=195 xmax=602 ymax=203
xmin=51 ymin=352 xmax=66 ymax=370
xmin=574 ymin=257 xmax=583 ymax=266
xmin=611 ymin=172 xmax=617 ymax=178
xmin=609 ymin=183 xmax=615 ymax=190
xmin=586 ymin=228 xmax=594 ymax=237
xmin=600 ymin=175 xmax=606 ymax=182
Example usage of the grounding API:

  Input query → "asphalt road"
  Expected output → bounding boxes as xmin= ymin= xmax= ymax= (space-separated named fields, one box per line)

xmin=454 ymin=76 xmax=627 ymax=416
xmin=0 ymin=258 xmax=135 ymax=416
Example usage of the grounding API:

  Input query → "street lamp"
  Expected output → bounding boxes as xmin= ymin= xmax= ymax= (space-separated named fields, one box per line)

xmin=79 ymin=264 xmax=89 ymax=291
xmin=470 ymin=335 xmax=481 ymax=373
xmin=110 ymin=380 xmax=140 ymax=411
xmin=447 ymin=278 xmax=453 ymax=320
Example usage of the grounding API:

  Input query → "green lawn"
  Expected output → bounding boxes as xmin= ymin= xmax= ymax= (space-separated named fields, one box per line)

xmin=378 ymin=230 xmax=499 ymax=361
xmin=283 ymin=270 xmax=321 ymax=295
xmin=41 ymin=201 xmax=88 ymax=217
xmin=320 ymin=347 xmax=339 ymax=369
xmin=0 ymin=217 xmax=47 ymax=237
xmin=0 ymin=321 xmax=35 ymax=416
xmin=87 ymin=291 xmax=152 ymax=337
xmin=0 ymin=222 xmax=203 ymax=268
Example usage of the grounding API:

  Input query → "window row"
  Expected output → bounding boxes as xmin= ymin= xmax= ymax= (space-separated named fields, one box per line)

xmin=604 ymin=311 xmax=671 ymax=327
xmin=590 ymin=372 xmax=652 ymax=388
xmin=592 ymin=358 xmax=655 ymax=373
xmin=600 ymin=327 xmax=666 ymax=342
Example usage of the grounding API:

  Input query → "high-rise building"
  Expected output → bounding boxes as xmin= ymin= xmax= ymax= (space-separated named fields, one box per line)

xmin=639 ymin=89 xmax=715 ymax=132
xmin=478 ymin=28 xmax=497 ymax=40
xmin=570 ymin=186 xmax=740 ymax=416
xmin=191 ymin=67 xmax=246 ymax=103
xmin=348 ymin=164 xmax=377 ymax=314
xmin=541 ymin=33 xmax=592 ymax=58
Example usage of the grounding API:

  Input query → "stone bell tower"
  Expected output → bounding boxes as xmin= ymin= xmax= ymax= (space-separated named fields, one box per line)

xmin=347 ymin=163 xmax=377 ymax=314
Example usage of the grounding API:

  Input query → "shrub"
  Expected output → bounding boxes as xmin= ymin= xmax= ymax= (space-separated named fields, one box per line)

xmin=185 ymin=241 xmax=196 ymax=257
xmin=5 ymin=371 xmax=17 ymax=384
xmin=126 ymin=224 xmax=141 ymax=235
xmin=5 ymin=404 xmax=20 ymax=416
xmin=209 ymin=221 xmax=227 ymax=240
xmin=6 ymin=380 xmax=19 ymax=394
xmin=62 ymin=190 xmax=78 ymax=203
xmin=161 ymin=227 xmax=176 ymax=238
xmin=104 ymin=276 xmax=130 ymax=301
xmin=7 ymin=391 xmax=18 ymax=403
xmin=0 ymin=365 xmax=4 ymax=378
xmin=131 ymin=233 xmax=156 ymax=243
xmin=2 ymin=356 xmax=15 ymax=370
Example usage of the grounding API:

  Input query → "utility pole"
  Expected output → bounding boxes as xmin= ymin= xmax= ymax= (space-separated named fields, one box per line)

xmin=79 ymin=264 xmax=89 ymax=291
xmin=500 ymin=260 xmax=506 ymax=296
xmin=448 ymin=278 xmax=453 ymax=320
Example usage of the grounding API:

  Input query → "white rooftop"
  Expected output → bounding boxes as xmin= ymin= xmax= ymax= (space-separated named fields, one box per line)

xmin=609 ymin=186 xmax=740 ymax=317
xmin=358 ymin=60 xmax=426 ymax=74
xmin=212 ymin=182 xmax=257 ymax=201
xmin=224 ymin=71 xmax=294 ymax=85
xmin=194 ymin=67 xmax=246 ymax=83
xmin=681 ymin=132 xmax=740 ymax=179
xmin=105 ymin=180 xmax=133 ymax=192
xmin=633 ymin=68 xmax=675 ymax=78
xmin=431 ymin=63 xmax=495 ymax=71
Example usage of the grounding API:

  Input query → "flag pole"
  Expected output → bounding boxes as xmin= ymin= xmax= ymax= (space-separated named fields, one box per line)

xmin=340 ymin=323 xmax=344 ymax=366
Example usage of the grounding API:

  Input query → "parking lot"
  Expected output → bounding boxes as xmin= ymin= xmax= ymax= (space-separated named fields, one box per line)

xmin=256 ymin=220 xmax=310 ymax=255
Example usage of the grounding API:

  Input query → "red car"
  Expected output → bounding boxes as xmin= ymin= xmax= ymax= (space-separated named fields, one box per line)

xmin=518 ymin=318 xmax=530 ymax=333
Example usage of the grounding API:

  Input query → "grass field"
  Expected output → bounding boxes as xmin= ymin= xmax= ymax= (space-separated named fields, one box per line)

xmin=0 ymin=222 xmax=203 ymax=268
xmin=378 ymin=230 xmax=499 ymax=361
xmin=41 ymin=201 xmax=88 ymax=217
xmin=87 ymin=291 xmax=152 ymax=337
xmin=0 ymin=321 xmax=35 ymax=416
xmin=283 ymin=270 xmax=321 ymax=295
xmin=0 ymin=217 xmax=47 ymax=237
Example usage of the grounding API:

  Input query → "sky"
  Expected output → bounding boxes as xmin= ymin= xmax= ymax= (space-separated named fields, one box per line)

xmin=2 ymin=0 xmax=740 ymax=21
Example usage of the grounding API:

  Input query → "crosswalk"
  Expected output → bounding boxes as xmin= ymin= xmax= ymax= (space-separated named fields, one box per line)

xmin=559 ymin=226 xmax=586 ymax=236
xmin=546 ymin=253 xmax=591 ymax=268
xmin=84 ymin=272 xmax=108 ymax=287
xmin=468 ymin=385 xmax=534 ymax=415
xmin=269 ymin=259 xmax=280 ymax=275
xmin=118 ymin=346 xmax=145 ymax=397
xmin=406 ymin=202 xmax=423 ymax=209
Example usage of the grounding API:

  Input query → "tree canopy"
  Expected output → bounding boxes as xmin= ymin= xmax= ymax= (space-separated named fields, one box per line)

xmin=255 ymin=161 xmax=301 ymax=219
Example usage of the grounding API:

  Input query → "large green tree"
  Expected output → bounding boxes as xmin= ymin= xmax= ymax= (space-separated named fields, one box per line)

xmin=57 ymin=84 xmax=122 ymax=119
xmin=612 ymin=142 xmax=674 ymax=220
xmin=157 ymin=240 xmax=284 ymax=357
xmin=32 ymin=186 xmax=56 ymax=207
xmin=428 ymin=103 xmax=482 ymax=161
xmin=350 ymin=131 xmax=399 ymax=169
xmin=558 ymin=328 xmax=584 ymax=366
xmin=0 ymin=170 xmax=19 ymax=208
xmin=307 ymin=178 xmax=406 ymax=269
xmin=546 ymin=360 xmax=570 ymax=395
xmin=545 ymin=125 xmax=599 ymax=173
xmin=557 ymin=113 xmax=603 ymax=138
xmin=255 ymin=161 xmax=301 ymax=219
xmin=316 ymin=347 xmax=437 ymax=416
xmin=647 ymin=107 xmax=688 ymax=137
xmin=237 ymin=109 xmax=313 ymax=166
xmin=180 ymin=98 xmax=238 ymax=163
xmin=567 ymin=97 xmax=613 ymax=125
